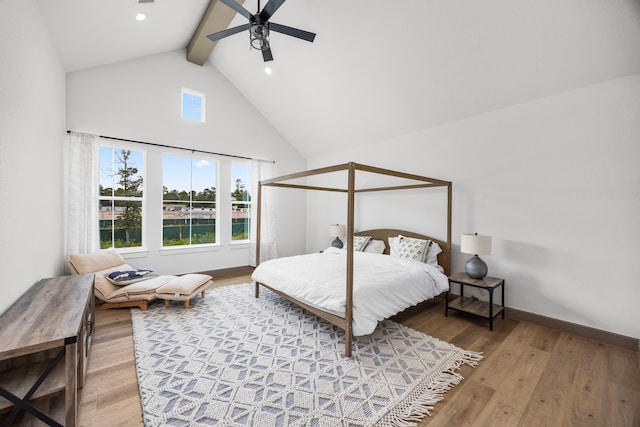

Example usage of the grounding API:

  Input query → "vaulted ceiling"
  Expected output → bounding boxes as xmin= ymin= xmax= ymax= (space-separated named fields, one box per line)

xmin=37 ymin=0 xmax=640 ymax=158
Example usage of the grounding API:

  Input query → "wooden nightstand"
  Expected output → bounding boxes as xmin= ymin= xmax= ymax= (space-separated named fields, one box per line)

xmin=445 ymin=272 xmax=505 ymax=330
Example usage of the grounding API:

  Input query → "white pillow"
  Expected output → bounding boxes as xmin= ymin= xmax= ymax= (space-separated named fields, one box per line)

xmin=363 ymin=239 xmax=386 ymax=254
xmin=389 ymin=236 xmax=401 ymax=256
xmin=424 ymin=242 xmax=442 ymax=266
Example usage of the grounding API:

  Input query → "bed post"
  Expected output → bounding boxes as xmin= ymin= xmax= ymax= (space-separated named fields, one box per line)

xmin=447 ymin=182 xmax=452 ymax=275
xmin=345 ymin=163 xmax=356 ymax=358
xmin=255 ymin=182 xmax=263 ymax=298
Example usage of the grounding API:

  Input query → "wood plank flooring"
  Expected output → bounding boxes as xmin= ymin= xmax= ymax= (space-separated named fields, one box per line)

xmin=79 ymin=276 xmax=640 ymax=426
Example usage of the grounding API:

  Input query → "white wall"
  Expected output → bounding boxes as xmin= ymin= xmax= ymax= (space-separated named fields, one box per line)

xmin=306 ymin=74 xmax=640 ymax=340
xmin=66 ymin=50 xmax=306 ymax=275
xmin=0 ymin=0 xmax=67 ymax=314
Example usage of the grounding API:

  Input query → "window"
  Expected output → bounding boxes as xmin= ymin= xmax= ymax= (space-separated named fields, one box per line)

xmin=163 ymin=154 xmax=217 ymax=246
xmin=99 ymin=146 xmax=145 ymax=249
xmin=181 ymin=88 xmax=205 ymax=122
xmin=231 ymin=163 xmax=251 ymax=241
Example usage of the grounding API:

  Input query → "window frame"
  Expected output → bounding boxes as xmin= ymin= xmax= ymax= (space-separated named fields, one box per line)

xmin=181 ymin=87 xmax=206 ymax=123
xmin=98 ymin=142 xmax=147 ymax=253
xmin=161 ymin=151 xmax=219 ymax=249
xmin=230 ymin=161 xmax=252 ymax=244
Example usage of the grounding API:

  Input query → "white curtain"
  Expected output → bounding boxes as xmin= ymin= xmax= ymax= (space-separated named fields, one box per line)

xmin=64 ymin=132 xmax=100 ymax=259
xmin=249 ymin=159 xmax=277 ymax=266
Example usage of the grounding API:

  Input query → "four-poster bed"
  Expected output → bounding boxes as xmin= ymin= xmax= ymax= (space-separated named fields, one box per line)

xmin=253 ymin=162 xmax=452 ymax=357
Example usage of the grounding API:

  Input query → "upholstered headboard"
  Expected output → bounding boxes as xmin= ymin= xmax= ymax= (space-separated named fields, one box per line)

xmin=355 ymin=229 xmax=451 ymax=276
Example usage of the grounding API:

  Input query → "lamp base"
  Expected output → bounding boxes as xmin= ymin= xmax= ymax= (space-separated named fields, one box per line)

xmin=331 ymin=237 xmax=343 ymax=249
xmin=465 ymin=255 xmax=488 ymax=280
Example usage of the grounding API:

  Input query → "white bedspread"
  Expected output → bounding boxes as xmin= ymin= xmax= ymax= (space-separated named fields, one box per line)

xmin=251 ymin=247 xmax=449 ymax=336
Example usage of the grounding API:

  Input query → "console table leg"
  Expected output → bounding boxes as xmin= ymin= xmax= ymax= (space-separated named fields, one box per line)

xmin=65 ymin=341 xmax=78 ymax=426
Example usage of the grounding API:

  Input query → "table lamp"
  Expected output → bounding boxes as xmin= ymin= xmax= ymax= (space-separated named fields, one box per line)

xmin=461 ymin=233 xmax=492 ymax=279
xmin=329 ymin=224 xmax=346 ymax=248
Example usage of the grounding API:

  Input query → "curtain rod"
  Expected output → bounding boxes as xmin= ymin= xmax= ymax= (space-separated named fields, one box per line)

xmin=66 ymin=130 xmax=274 ymax=163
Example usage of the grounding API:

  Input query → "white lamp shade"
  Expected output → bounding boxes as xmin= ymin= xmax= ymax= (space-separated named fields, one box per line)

xmin=329 ymin=224 xmax=346 ymax=237
xmin=461 ymin=234 xmax=492 ymax=255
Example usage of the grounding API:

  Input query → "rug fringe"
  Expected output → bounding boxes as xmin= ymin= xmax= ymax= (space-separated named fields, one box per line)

xmin=381 ymin=350 xmax=483 ymax=427
xmin=461 ymin=349 xmax=484 ymax=367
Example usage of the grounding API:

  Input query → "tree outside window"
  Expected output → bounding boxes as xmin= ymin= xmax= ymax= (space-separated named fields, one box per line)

xmin=99 ymin=147 xmax=144 ymax=249
xmin=231 ymin=163 xmax=251 ymax=241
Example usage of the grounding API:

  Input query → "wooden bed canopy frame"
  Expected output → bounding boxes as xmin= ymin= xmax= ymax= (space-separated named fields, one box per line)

xmin=254 ymin=162 xmax=452 ymax=357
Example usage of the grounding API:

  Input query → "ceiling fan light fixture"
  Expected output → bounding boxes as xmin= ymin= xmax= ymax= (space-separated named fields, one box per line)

xmin=207 ymin=0 xmax=315 ymax=62
xmin=249 ymin=24 xmax=270 ymax=51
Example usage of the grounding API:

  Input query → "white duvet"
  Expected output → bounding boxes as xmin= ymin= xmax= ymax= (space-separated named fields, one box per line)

xmin=251 ymin=247 xmax=449 ymax=336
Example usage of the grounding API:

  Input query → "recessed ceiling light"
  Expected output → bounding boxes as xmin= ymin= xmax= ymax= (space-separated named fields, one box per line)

xmin=264 ymin=67 xmax=272 ymax=75
xmin=136 ymin=12 xmax=147 ymax=21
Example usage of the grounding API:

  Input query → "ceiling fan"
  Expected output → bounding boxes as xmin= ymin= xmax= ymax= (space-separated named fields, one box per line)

xmin=207 ymin=0 xmax=316 ymax=62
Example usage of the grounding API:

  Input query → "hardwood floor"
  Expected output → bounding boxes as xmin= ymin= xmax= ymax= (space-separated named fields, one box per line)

xmin=79 ymin=276 xmax=640 ymax=426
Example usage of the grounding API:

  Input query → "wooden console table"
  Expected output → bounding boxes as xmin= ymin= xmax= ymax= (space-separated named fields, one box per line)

xmin=0 ymin=274 xmax=94 ymax=426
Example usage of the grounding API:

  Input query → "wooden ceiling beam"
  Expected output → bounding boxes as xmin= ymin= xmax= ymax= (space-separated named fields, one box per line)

xmin=186 ymin=0 xmax=246 ymax=66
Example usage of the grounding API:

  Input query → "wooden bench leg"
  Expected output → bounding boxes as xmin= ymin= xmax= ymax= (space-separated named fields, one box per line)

xmin=99 ymin=300 xmax=148 ymax=311
xmin=184 ymin=300 xmax=190 ymax=309
xmin=164 ymin=300 xmax=170 ymax=308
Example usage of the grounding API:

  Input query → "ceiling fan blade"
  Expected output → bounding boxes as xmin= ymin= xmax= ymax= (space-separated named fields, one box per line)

xmin=207 ymin=23 xmax=251 ymax=42
xmin=269 ymin=22 xmax=316 ymax=43
xmin=258 ymin=0 xmax=286 ymax=22
xmin=262 ymin=46 xmax=274 ymax=62
xmin=219 ymin=0 xmax=254 ymax=21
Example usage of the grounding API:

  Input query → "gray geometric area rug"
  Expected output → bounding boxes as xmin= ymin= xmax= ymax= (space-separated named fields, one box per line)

xmin=131 ymin=283 xmax=482 ymax=427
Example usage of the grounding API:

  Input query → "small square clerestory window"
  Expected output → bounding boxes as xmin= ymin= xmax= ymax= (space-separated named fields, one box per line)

xmin=181 ymin=88 xmax=205 ymax=122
